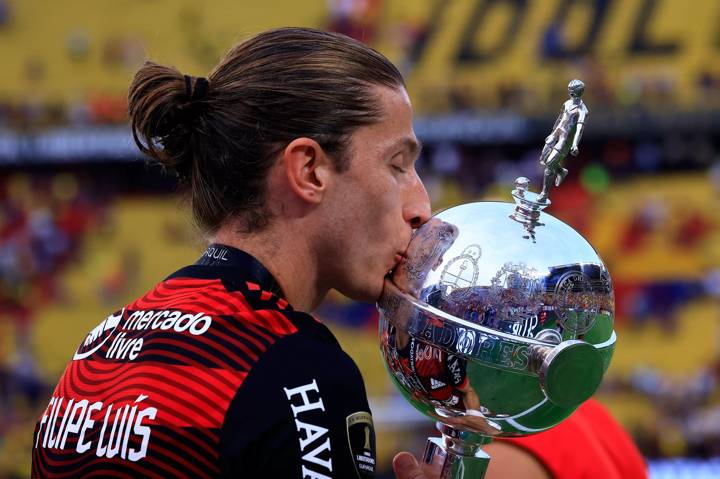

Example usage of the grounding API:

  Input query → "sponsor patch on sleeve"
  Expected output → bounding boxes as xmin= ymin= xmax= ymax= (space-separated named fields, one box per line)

xmin=346 ymin=411 xmax=376 ymax=478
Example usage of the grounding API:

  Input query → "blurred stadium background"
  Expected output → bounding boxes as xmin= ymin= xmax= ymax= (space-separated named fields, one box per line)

xmin=1 ymin=0 xmax=719 ymax=477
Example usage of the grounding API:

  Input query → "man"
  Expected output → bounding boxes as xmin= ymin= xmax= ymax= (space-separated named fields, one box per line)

xmin=33 ymin=27 xmax=432 ymax=478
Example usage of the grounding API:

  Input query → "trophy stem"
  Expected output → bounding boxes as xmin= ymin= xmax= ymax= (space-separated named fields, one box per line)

xmin=422 ymin=423 xmax=492 ymax=479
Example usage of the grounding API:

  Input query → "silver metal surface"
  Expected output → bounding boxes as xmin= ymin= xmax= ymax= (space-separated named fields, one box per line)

xmin=423 ymin=424 xmax=491 ymax=479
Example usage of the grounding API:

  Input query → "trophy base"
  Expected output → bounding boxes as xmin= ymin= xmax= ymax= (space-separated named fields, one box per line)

xmin=422 ymin=423 xmax=492 ymax=479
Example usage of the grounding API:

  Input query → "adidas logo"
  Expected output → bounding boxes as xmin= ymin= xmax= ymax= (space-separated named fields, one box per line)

xmin=430 ymin=378 xmax=446 ymax=390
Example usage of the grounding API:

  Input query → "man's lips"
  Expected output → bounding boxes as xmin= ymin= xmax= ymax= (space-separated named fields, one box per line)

xmin=387 ymin=252 xmax=408 ymax=276
xmin=394 ymin=252 xmax=407 ymax=265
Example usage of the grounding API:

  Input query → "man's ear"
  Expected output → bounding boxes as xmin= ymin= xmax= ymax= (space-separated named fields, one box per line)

xmin=282 ymin=138 xmax=332 ymax=204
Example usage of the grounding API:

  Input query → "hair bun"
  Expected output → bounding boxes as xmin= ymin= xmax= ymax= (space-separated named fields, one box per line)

xmin=128 ymin=62 xmax=210 ymax=180
xmin=185 ymin=75 xmax=210 ymax=101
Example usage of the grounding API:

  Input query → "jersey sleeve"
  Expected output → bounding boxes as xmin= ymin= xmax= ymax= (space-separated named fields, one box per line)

xmin=219 ymin=327 xmax=376 ymax=478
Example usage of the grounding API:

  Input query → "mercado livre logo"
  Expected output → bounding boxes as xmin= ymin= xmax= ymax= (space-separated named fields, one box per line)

xmin=73 ymin=307 xmax=214 ymax=361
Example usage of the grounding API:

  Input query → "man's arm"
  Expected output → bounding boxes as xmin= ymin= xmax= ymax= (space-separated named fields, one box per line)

xmin=484 ymin=441 xmax=552 ymax=479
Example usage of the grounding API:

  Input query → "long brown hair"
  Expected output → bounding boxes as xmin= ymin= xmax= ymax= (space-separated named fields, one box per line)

xmin=128 ymin=27 xmax=404 ymax=234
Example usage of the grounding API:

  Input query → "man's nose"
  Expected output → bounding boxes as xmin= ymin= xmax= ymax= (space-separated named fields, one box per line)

xmin=404 ymin=173 xmax=431 ymax=229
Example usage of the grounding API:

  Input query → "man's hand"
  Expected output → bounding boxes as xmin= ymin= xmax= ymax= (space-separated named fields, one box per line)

xmin=570 ymin=145 xmax=579 ymax=156
xmin=394 ymin=444 xmax=552 ymax=479
xmin=393 ymin=451 xmax=442 ymax=479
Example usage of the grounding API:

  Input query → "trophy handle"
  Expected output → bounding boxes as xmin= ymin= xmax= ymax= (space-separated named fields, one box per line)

xmin=422 ymin=423 xmax=492 ymax=479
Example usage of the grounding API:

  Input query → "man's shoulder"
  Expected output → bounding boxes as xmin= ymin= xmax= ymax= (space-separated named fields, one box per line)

xmin=130 ymin=268 xmax=302 ymax=333
xmin=220 ymin=316 xmax=372 ymax=479
xmin=224 ymin=312 xmax=366 ymax=418
xmin=257 ymin=314 xmax=360 ymax=378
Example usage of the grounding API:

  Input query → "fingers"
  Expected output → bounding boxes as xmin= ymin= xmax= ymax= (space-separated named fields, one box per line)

xmin=394 ymin=451 xmax=445 ymax=479
xmin=393 ymin=452 xmax=426 ymax=479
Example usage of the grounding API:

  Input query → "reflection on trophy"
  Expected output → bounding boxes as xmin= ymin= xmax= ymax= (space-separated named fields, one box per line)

xmin=378 ymin=80 xmax=615 ymax=478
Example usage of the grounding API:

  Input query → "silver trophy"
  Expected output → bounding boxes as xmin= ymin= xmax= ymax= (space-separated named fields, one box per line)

xmin=378 ymin=80 xmax=614 ymax=478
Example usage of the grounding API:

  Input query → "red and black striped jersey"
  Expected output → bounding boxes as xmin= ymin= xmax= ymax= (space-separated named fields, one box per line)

xmin=32 ymin=245 xmax=376 ymax=478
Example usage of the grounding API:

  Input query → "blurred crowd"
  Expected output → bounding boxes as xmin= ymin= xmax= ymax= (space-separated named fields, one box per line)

xmin=325 ymin=0 xmax=720 ymax=114
xmin=607 ymin=364 xmax=720 ymax=458
xmin=0 ymin=95 xmax=128 ymax=131
xmin=0 ymin=174 xmax=108 ymax=326
xmin=0 ymin=173 xmax=112 ymax=475
xmin=2 ymin=0 xmax=720 ymax=130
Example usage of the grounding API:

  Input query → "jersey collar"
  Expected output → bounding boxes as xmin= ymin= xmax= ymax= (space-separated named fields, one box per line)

xmin=195 ymin=243 xmax=285 ymax=298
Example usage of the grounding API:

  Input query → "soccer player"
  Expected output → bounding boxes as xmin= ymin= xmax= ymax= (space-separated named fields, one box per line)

xmin=32 ymin=27 xmax=432 ymax=478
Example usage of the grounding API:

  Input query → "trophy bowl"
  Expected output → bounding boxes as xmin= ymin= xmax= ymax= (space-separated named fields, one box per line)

xmin=377 ymin=182 xmax=616 ymax=477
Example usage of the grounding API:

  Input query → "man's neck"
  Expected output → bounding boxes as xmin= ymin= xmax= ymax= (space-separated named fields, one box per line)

xmin=212 ymin=221 xmax=327 ymax=312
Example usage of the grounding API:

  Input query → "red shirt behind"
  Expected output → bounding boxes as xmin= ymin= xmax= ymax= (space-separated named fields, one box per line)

xmin=501 ymin=399 xmax=648 ymax=479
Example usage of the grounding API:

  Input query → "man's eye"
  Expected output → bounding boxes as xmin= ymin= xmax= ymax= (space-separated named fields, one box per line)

xmin=392 ymin=165 xmax=406 ymax=173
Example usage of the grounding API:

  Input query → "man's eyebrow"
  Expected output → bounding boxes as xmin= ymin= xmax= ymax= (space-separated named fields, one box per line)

xmin=410 ymin=138 xmax=423 ymax=159
xmin=387 ymin=137 xmax=423 ymax=159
